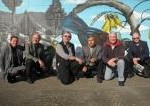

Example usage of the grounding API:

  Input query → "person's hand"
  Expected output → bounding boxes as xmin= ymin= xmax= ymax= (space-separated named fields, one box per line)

xmin=82 ymin=66 xmax=87 ymax=72
xmin=107 ymin=58 xmax=117 ymax=67
xmin=90 ymin=58 xmax=96 ymax=63
xmin=68 ymin=56 xmax=76 ymax=60
xmin=38 ymin=59 xmax=45 ymax=68
xmin=133 ymin=58 xmax=140 ymax=65
xmin=75 ymin=57 xmax=83 ymax=64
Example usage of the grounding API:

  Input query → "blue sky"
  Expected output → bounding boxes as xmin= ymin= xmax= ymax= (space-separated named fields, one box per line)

xmin=0 ymin=0 xmax=150 ymax=46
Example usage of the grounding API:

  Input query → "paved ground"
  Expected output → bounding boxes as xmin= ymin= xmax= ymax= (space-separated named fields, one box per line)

xmin=0 ymin=74 xmax=150 ymax=106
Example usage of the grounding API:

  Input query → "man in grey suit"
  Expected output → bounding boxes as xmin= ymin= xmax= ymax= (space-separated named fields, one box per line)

xmin=0 ymin=35 xmax=25 ymax=83
xmin=82 ymin=35 xmax=104 ymax=83
xmin=25 ymin=32 xmax=45 ymax=84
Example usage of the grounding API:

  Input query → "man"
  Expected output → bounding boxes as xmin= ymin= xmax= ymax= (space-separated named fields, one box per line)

xmin=56 ymin=31 xmax=83 ymax=85
xmin=25 ymin=32 xmax=45 ymax=84
xmin=82 ymin=35 xmax=103 ymax=83
xmin=102 ymin=32 xmax=125 ymax=86
xmin=127 ymin=32 xmax=150 ymax=77
xmin=0 ymin=35 xmax=25 ymax=83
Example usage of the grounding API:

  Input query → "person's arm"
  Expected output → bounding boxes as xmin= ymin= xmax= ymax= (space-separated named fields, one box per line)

xmin=56 ymin=43 xmax=71 ymax=60
xmin=140 ymin=42 xmax=149 ymax=61
xmin=128 ymin=42 xmax=134 ymax=60
xmin=102 ymin=45 xmax=109 ymax=64
xmin=117 ymin=43 xmax=125 ymax=59
xmin=25 ymin=43 xmax=38 ymax=62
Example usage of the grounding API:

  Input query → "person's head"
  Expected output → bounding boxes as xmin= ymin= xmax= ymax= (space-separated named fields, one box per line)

xmin=108 ymin=32 xmax=117 ymax=44
xmin=87 ymin=36 xmax=97 ymax=47
xmin=31 ymin=32 xmax=41 ymax=44
xmin=62 ymin=31 xmax=72 ymax=44
xmin=10 ymin=35 xmax=18 ymax=48
xmin=132 ymin=32 xmax=140 ymax=43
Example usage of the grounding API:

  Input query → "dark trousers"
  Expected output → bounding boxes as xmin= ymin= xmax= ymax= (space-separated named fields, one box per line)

xmin=96 ymin=60 xmax=104 ymax=80
xmin=25 ymin=59 xmax=41 ymax=79
xmin=85 ymin=60 xmax=104 ymax=80
xmin=57 ymin=60 xmax=83 ymax=85
xmin=125 ymin=57 xmax=150 ymax=78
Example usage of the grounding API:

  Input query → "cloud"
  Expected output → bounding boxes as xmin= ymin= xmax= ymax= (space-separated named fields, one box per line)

xmin=64 ymin=0 xmax=87 ymax=4
xmin=115 ymin=24 xmax=149 ymax=33
xmin=133 ymin=11 xmax=150 ymax=20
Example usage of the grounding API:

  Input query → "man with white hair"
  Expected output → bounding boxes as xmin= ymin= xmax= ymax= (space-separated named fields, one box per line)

xmin=102 ymin=32 xmax=125 ymax=86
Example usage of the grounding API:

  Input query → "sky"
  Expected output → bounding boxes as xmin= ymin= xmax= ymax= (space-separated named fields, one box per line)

xmin=0 ymin=0 xmax=150 ymax=47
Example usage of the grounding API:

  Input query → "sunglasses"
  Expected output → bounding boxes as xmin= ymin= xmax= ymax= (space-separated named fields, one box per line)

xmin=132 ymin=37 xmax=139 ymax=40
xmin=64 ymin=35 xmax=71 ymax=38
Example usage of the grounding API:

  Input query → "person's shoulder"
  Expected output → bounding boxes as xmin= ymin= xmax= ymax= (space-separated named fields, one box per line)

xmin=140 ymin=40 xmax=147 ymax=44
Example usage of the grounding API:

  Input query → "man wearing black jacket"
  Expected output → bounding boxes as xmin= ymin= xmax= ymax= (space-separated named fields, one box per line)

xmin=128 ymin=32 xmax=150 ymax=77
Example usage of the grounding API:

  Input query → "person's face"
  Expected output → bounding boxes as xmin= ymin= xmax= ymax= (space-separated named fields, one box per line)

xmin=108 ymin=33 xmax=117 ymax=44
xmin=132 ymin=33 xmax=140 ymax=43
xmin=32 ymin=34 xmax=41 ymax=44
xmin=10 ymin=38 xmax=18 ymax=47
xmin=87 ymin=37 xmax=96 ymax=47
xmin=62 ymin=32 xmax=71 ymax=43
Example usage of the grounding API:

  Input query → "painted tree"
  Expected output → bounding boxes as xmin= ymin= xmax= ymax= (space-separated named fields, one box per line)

xmin=2 ymin=0 xmax=22 ymax=24
xmin=72 ymin=0 xmax=150 ymax=35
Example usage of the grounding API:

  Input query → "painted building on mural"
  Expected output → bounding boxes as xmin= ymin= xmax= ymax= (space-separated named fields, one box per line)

xmin=0 ymin=0 xmax=150 ymax=48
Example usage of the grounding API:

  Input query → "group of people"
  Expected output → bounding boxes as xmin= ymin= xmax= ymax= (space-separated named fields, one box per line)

xmin=0 ymin=31 xmax=150 ymax=86
xmin=56 ymin=31 xmax=150 ymax=86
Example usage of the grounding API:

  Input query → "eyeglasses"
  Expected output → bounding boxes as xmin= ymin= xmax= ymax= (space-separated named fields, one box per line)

xmin=132 ymin=37 xmax=139 ymax=40
xmin=64 ymin=35 xmax=71 ymax=38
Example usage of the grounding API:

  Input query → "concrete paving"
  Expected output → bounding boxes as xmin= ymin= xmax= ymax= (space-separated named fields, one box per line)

xmin=0 ymin=75 xmax=150 ymax=106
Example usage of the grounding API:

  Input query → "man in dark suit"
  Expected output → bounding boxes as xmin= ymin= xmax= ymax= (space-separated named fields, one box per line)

xmin=128 ymin=32 xmax=150 ymax=77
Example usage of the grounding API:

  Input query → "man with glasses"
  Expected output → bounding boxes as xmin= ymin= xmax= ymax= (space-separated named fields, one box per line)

xmin=127 ymin=32 xmax=150 ymax=78
xmin=56 ymin=31 xmax=84 ymax=85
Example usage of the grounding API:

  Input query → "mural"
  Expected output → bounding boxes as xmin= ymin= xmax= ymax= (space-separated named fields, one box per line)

xmin=0 ymin=0 xmax=150 ymax=48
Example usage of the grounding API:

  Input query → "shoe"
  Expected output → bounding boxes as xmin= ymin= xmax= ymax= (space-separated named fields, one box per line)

xmin=118 ymin=81 xmax=124 ymax=86
xmin=7 ymin=75 xmax=17 ymax=83
xmin=97 ymin=78 xmax=102 ymax=83
xmin=127 ymin=73 xmax=134 ymax=78
xmin=26 ymin=78 xmax=34 ymax=84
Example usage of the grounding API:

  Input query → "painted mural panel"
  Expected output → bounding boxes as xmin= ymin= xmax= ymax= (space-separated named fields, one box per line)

xmin=0 ymin=0 xmax=150 ymax=48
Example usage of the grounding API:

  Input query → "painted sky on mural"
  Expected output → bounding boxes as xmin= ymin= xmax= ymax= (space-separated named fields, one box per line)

xmin=0 ymin=0 xmax=150 ymax=46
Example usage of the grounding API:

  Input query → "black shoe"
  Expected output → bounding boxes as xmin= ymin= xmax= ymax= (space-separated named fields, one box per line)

xmin=118 ymin=81 xmax=124 ymax=86
xmin=128 ymin=73 xmax=134 ymax=78
xmin=7 ymin=75 xmax=17 ymax=83
xmin=26 ymin=78 xmax=34 ymax=84
xmin=97 ymin=78 xmax=102 ymax=83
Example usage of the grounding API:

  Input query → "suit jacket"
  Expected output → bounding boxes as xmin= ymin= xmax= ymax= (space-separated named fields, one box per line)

xmin=25 ymin=43 xmax=44 ymax=62
xmin=128 ymin=40 xmax=149 ymax=62
xmin=0 ymin=43 xmax=24 ymax=78
xmin=82 ymin=44 xmax=102 ymax=65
